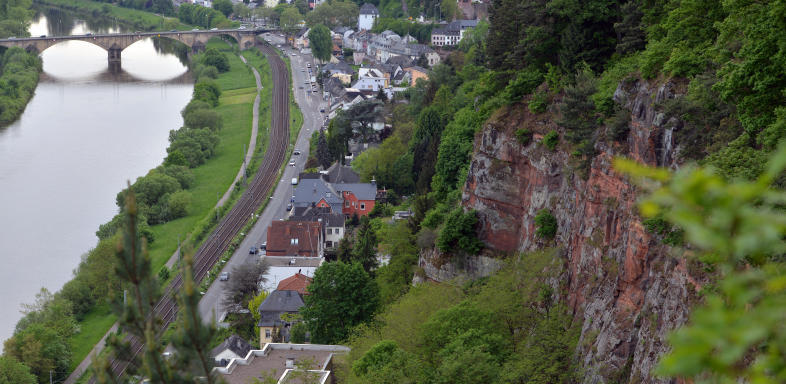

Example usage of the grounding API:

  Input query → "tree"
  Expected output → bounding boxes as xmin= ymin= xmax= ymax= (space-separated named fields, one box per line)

xmin=308 ymin=24 xmax=332 ymax=62
xmin=202 ymin=49 xmax=230 ymax=73
xmin=222 ymin=261 xmax=270 ymax=310
xmin=0 ymin=356 xmax=36 ymax=384
xmin=346 ymin=99 xmax=383 ymax=141
xmin=306 ymin=1 xmax=358 ymax=28
xmin=290 ymin=322 xmax=307 ymax=343
xmin=170 ymin=252 xmax=219 ymax=383
xmin=248 ymin=291 xmax=269 ymax=324
xmin=294 ymin=0 xmax=309 ymax=15
xmin=302 ymin=262 xmax=379 ymax=344
xmin=436 ymin=208 xmax=483 ymax=254
xmin=233 ymin=2 xmax=252 ymax=19
xmin=316 ymin=130 xmax=331 ymax=169
xmin=212 ymin=0 xmax=234 ymax=17
xmin=352 ymin=216 xmax=379 ymax=272
xmin=94 ymin=189 xmax=175 ymax=383
xmin=167 ymin=190 xmax=192 ymax=219
xmin=279 ymin=7 xmax=302 ymax=31
xmin=376 ymin=87 xmax=388 ymax=102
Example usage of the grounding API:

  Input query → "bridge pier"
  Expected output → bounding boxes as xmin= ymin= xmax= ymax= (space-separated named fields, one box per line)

xmin=108 ymin=46 xmax=122 ymax=64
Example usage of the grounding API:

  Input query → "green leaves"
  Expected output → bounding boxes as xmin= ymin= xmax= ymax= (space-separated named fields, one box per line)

xmin=308 ymin=24 xmax=332 ymax=62
xmin=302 ymin=262 xmax=379 ymax=344
xmin=617 ymin=142 xmax=786 ymax=381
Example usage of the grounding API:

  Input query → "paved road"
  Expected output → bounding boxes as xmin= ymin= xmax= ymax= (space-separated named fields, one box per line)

xmin=198 ymin=34 xmax=327 ymax=324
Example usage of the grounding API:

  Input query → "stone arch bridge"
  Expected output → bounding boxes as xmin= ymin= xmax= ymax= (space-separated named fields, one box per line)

xmin=0 ymin=28 xmax=270 ymax=64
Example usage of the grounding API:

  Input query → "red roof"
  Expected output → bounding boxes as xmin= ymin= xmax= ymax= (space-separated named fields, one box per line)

xmin=276 ymin=273 xmax=313 ymax=296
xmin=266 ymin=221 xmax=322 ymax=257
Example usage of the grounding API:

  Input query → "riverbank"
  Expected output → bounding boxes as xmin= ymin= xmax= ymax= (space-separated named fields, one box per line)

xmin=62 ymin=38 xmax=273 ymax=377
xmin=33 ymin=0 xmax=188 ymax=31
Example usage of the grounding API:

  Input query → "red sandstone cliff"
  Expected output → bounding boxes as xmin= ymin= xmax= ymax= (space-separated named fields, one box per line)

xmin=425 ymin=79 xmax=705 ymax=382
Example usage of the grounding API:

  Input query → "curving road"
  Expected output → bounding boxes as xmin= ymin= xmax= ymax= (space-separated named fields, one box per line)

xmin=83 ymin=40 xmax=291 ymax=383
xmin=198 ymin=33 xmax=328 ymax=323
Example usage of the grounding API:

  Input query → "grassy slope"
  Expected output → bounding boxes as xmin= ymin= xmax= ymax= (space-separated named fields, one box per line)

xmin=68 ymin=303 xmax=116 ymax=371
xmin=66 ymin=38 xmax=257 ymax=369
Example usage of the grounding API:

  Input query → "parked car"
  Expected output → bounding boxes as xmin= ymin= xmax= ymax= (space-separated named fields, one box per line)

xmin=249 ymin=246 xmax=258 ymax=254
xmin=291 ymin=177 xmax=298 ymax=185
xmin=286 ymin=203 xmax=293 ymax=211
xmin=319 ymin=108 xmax=325 ymax=113
xmin=219 ymin=272 xmax=230 ymax=281
xmin=293 ymin=149 xmax=301 ymax=155
xmin=260 ymin=242 xmax=267 ymax=250
xmin=289 ymin=160 xmax=296 ymax=166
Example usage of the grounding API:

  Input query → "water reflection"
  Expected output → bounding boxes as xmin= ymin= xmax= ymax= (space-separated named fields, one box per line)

xmin=30 ymin=8 xmax=191 ymax=80
xmin=0 ymin=10 xmax=194 ymax=345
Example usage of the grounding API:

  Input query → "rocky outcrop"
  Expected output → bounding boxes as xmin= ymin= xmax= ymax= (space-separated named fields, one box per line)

xmin=422 ymin=79 xmax=702 ymax=383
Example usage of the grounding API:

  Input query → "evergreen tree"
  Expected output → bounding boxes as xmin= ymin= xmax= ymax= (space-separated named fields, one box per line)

xmin=614 ymin=1 xmax=646 ymax=55
xmin=170 ymin=252 xmax=218 ymax=383
xmin=316 ymin=130 xmax=331 ymax=169
xmin=352 ymin=216 xmax=379 ymax=273
xmin=97 ymin=188 xmax=175 ymax=383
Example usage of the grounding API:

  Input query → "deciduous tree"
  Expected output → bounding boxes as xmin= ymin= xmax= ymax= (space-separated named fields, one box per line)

xmin=302 ymin=262 xmax=378 ymax=344
xmin=308 ymin=24 xmax=332 ymax=62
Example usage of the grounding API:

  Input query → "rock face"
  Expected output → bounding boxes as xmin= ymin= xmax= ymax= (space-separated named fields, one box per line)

xmin=423 ymin=79 xmax=703 ymax=382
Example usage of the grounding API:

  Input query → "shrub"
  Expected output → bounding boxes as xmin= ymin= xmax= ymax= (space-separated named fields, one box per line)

xmin=158 ymin=266 xmax=171 ymax=281
xmin=202 ymin=48 xmax=230 ymax=72
xmin=167 ymin=190 xmax=192 ymax=219
xmin=528 ymin=91 xmax=548 ymax=114
xmin=534 ymin=209 xmax=557 ymax=239
xmin=543 ymin=130 xmax=559 ymax=150
xmin=608 ymin=107 xmax=631 ymax=142
xmin=503 ymin=68 xmax=543 ymax=104
xmin=436 ymin=208 xmax=483 ymax=254
xmin=290 ymin=322 xmax=307 ymax=343
xmin=515 ymin=128 xmax=533 ymax=146
xmin=193 ymin=80 xmax=221 ymax=107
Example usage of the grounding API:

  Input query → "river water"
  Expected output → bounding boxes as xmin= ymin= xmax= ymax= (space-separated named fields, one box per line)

xmin=0 ymin=9 xmax=194 ymax=344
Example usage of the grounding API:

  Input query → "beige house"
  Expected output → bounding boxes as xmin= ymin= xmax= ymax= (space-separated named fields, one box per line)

xmin=257 ymin=290 xmax=305 ymax=345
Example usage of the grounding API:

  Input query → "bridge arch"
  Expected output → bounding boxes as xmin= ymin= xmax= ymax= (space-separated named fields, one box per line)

xmin=0 ymin=29 xmax=264 ymax=64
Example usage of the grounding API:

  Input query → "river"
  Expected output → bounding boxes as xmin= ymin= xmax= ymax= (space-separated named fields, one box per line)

xmin=0 ymin=9 xmax=194 ymax=344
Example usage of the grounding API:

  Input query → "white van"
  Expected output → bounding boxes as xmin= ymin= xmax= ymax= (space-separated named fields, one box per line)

xmin=291 ymin=177 xmax=298 ymax=185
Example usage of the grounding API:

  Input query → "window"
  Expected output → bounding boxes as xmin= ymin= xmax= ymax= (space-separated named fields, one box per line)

xmin=360 ymin=203 xmax=366 ymax=210
xmin=327 ymin=228 xmax=332 ymax=235
xmin=265 ymin=329 xmax=271 ymax=338
xmin=345 ymin=201 xmax=350 ymax=208
xmin=326 ymin=241 xmax=333 ymax=248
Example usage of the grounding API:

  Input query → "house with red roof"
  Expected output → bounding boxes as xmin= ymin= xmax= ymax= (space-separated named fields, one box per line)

xmin=266 ymin=221 xmax=323 ymax=257
xmin=276 ymin=272 xmax=313 ymax=296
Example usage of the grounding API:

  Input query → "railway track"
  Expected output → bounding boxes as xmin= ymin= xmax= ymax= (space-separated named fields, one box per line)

xmin=90 ymin=42 xmax=291 ymax=383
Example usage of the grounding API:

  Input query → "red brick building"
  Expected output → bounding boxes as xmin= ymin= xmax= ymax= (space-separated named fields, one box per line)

xmin=266 ymin=221 xmax=323 ymax=257
xmin=335 ymin=183 xmax=378 ymax=217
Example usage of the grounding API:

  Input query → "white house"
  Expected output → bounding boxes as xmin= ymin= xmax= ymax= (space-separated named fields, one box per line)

xmin=357 ymin=3 xmax=379 ymax=31
xmin=352 ymin=67 xmax=387 ymax=92
xmin=211 ymin=335 xmax=252 ymax=367
xmin=263 ymin=0 xmax=277 ymax=8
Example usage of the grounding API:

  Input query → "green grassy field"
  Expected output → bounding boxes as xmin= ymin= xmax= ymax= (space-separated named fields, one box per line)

xmin=65 ymin=40 xmax=259 ymax=370
xmin=148 ymin=40 xmax=256 ymax=271
xmin=68 ymin=303 xmax=116 ymax=371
